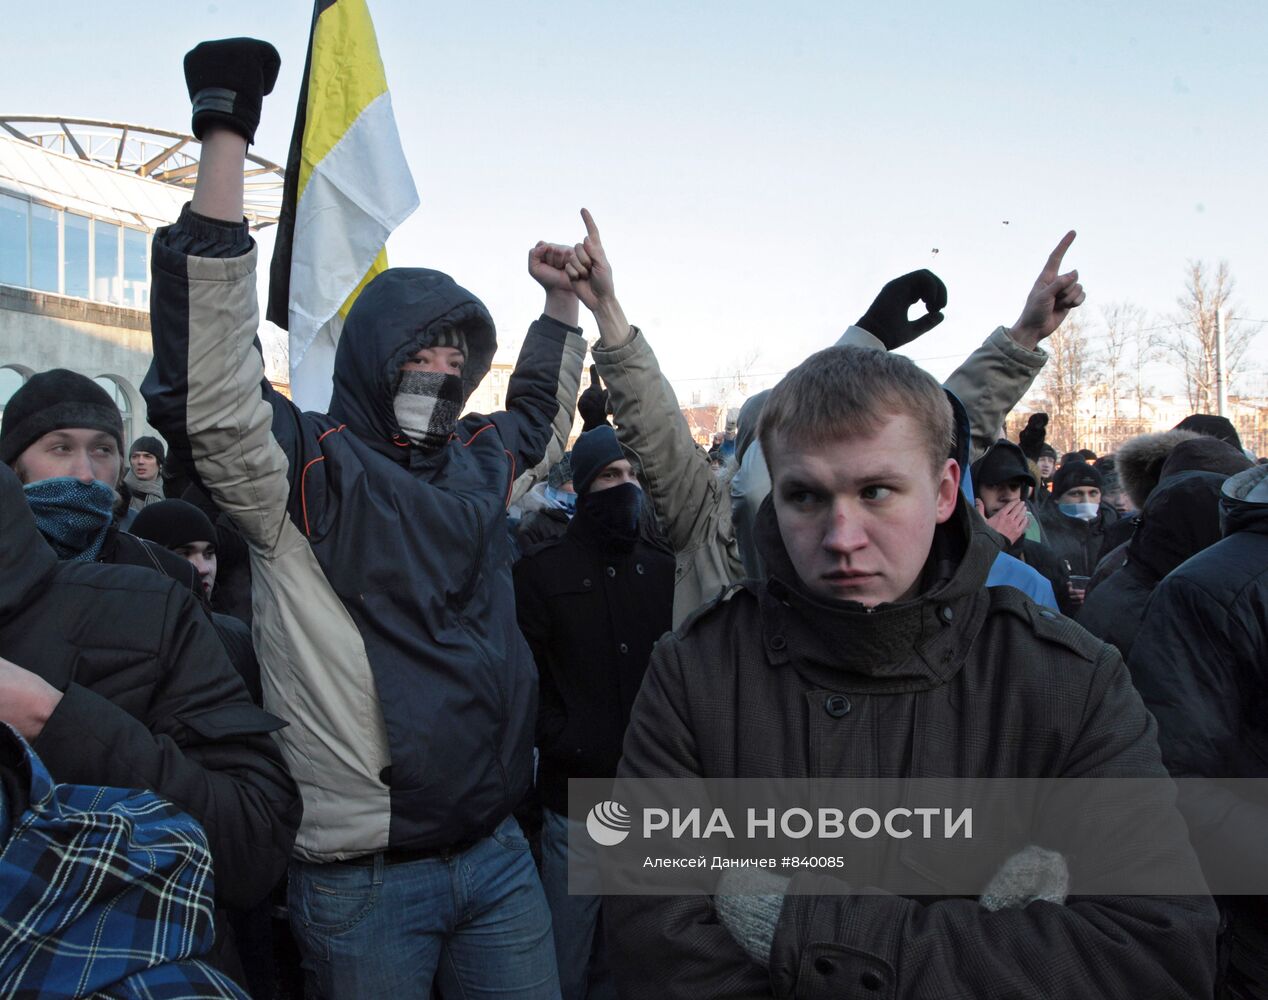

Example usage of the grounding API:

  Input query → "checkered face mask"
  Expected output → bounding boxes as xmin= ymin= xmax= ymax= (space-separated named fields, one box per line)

xmin=393 ymin=371 xmax=463 ymax=453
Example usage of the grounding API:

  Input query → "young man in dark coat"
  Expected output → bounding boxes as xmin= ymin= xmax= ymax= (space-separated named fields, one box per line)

xmin=1128 ymin=464 xmax=1268 ymax=999
xmin=969 ymin=439 xmax=1071 ymax=614
xmin=514 ymin=425 xmax=674 ymax=1000
xmin=1036 ymin=459 xmax=1117 ymax=609
xmin=0 ymin=460 xmax=300 ymax=917
xmin=604 ymin=346 xmax=1216 ymax=999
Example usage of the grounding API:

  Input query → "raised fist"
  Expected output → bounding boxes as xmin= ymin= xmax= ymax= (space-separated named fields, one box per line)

xmin=855 ymin=269 xmax=947 ymax=351
xmin=184 ymin=38 xmax=281 ymax=144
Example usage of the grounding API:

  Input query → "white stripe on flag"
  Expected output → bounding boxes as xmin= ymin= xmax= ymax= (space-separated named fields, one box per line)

xmin=287 ymin=89 xmax=419 ymax=373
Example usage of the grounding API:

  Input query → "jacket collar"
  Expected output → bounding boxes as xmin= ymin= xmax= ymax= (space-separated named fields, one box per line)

xmin=752 ymin=493 xmax=996 ymax=693
xmin=0 ymin=464 xmax=60 ymax=626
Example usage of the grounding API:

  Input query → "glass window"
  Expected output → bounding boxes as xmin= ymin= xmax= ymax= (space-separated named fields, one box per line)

xmin=0 ymin=193 xmax=29 ymax=287
xmin=94 ymin=220 xmax=120 ymax=304
xmin=122 ymin=227 xmax=148 ymax=309
xmin=64 ymin=212 xmax=89 ymax=298
xmin=30 ymin=203 xmax=59 ymax=293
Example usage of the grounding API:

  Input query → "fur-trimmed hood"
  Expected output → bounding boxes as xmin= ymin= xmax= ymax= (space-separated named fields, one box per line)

xmin=1116 ymin=430 xmax=1200 ymax=509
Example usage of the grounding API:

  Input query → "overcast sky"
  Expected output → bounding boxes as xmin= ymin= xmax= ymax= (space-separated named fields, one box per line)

xmin=8 ymin=1 xmax=1266 ymax=395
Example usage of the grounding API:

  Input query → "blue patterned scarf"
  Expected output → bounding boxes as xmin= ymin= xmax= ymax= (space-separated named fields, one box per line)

xmin=23 ymin=477 xmax=115 ymax=562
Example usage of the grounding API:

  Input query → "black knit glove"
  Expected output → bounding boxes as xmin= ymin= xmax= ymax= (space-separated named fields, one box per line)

xmin=184 ymin=38 xmax=281 ymax=144
xmin=855 ymin=269 xmax=947 ymax=351
xmin=578 ymin=365 xmax=611 ymax=433
xmin=1018 ymin=412 xmax=1049 ymax=460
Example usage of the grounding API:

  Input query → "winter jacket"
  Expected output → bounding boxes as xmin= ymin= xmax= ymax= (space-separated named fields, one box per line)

xmin=513 ymin=509 xmax=675 ymax=815
xmin=1009 ymin=537 xmax=1072 ymax=616
xmin=142 ymin=207 xmax=586 ymax=861
xmin=101 ymin=524 xmax=202 ymax=597
xmin=601 ymin=324 xmax=1047 ymax=627
xmin=1128 ymin=464 xmax=1268 ymax=996
xmin=1079 ymin=471 xmax=1227 ymax=661
xmin=1037 ymin=502 xmax=1117 ymax=578
xmin=605 ymin=494 xmax=1216 ymax=999
xmin=0 ymin=461 xmax=299 ymax=910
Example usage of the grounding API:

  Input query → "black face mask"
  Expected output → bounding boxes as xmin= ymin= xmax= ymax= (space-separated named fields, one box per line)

xmin=576 ymin=482 xmax=643 ymax=549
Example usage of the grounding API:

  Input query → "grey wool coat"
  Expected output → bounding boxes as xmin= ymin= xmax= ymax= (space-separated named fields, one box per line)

xmin=604 ymin=496 xmax=1217 ymax=1000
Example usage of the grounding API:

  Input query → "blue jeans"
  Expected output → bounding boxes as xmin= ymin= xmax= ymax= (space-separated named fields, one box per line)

xmin=288 ymin=815 xmax=561 ymax=999
xmin=540 ymin=808 xmax=617 ymax=1000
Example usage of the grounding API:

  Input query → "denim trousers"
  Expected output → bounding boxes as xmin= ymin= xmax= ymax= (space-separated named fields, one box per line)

xmin=288 ymin=815 xmax=561 ymax=999
xmin=539 ymin=808 xmax=617 ymax=1000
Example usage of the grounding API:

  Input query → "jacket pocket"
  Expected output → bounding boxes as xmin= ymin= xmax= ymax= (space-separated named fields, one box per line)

xmin=177 ymin=702 xmax=287 ymax=741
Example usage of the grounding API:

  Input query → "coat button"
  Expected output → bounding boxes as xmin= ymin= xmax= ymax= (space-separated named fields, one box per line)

xmin=619 ymin=643 xmax=629 ymax=654
xmin=939 ymin=605 xmax=954 ymax=623
xmin=636 ymin=563 xmax=645 ymax=574
xmin=583 ymin=579 xmax=592 ymax=588
xmin=860 ymin=970 xmax=884 ymax=990
xmin=606 ymin=566 xmax=616 ymax=578
xmin=825 ymin=694 xmax=851 ymax=718
xmin=1039 ymin=609 xmax=1056 ymax=620
xmin=769 ymin=634 xmax=787 ymax=651
xmin=814 ymin=956 xmax=836 ymax=975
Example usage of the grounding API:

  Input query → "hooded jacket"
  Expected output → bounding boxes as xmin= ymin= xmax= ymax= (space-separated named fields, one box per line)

xmin=1127 ymin=464 xmax=1268 ymax=995
xmin=0 ymin=461 xmax=298 ymax=910
xmin=143 ymin=207 xmax=586 ymax=860
xmin=605 ymin=494 xmax=1216 ymax=999
xmin=1079 ymin=471 xmax=1228 ymax=660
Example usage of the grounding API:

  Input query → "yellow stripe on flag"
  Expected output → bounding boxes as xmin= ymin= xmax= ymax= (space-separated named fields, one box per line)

xmin=297 ymin=0 xmax=388 ymax=204
xmin=338 ymin=246 xmax=389 ymax=320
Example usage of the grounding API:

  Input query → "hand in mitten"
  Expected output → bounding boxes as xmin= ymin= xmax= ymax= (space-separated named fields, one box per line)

xmin=1018 ymin=412 xmax=1049 ymax=461
xmin=578 ymin=365 xmax=611 ymax=432
xmin=855 ymin=269 xmax=947 ymax=351
xmin=979 ymin=845 xmax=1069 ymax=911
xmin=184 ymin=38 xmax=281 ymax=144
xmin=713 ymin=867 xmax=791 ymax=969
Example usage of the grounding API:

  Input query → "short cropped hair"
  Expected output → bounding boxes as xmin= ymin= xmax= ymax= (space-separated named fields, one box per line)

xmin=758 ymin=346 xmax=954 ymax=477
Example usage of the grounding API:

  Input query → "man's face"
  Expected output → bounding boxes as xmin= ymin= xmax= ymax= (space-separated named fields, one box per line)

xmin=173 ymin=540 xmax=217 ymax=598
xmin=771 ymin=414 xmax=959 ymax=607
xmin=1103 ymin=490 xmax=1132 ymax=514
xmin=1036 ymin=456 xmax=1056 ymax=479
xmin=588 ymin=458 xmax=639 ymax=494
xmin=14 ymin=428 xmax=122 ymax=487
xmin=1057 ymin=485 xmax=1101 ymax=506
xmin=977 ymin=478 xmax=1027 ymax=519
xmin=401 ymin=346 xmax=465 ymax=376
xmin=130 ymin=450 xmax=159 ymax=481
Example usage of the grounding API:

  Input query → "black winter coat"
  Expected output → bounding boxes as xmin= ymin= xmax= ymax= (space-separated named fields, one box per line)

xmin=1037 ymin=503 xmax=1117 ymax=577
xmin=1128 ymin=465 xmax=1268 ymax=995
xmin=0 ymin=462 xmax=300 ymax=910
xmin=513 ymin=508 xmax=675 ymax=814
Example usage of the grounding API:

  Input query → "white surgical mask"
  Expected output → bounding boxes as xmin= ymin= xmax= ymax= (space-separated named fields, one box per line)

xmin=1058 ymin=502 xmax=1099 ymax=522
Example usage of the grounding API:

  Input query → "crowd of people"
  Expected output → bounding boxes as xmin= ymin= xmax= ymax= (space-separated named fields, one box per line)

xmin=0 ymin=36 xmax=1264 ymax=1000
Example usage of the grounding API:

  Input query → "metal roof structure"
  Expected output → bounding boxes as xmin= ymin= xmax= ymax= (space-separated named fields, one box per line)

xmin=0 ymin=115 xmax=285 ymax=230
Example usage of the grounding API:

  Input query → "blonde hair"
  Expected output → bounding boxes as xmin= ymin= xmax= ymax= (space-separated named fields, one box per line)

xmin=758 ymin=346 xmax=954 ymax=476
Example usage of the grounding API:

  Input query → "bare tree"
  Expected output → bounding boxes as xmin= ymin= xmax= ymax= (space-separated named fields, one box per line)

xmin=1169 ymin=261 xmax=1258 ymax=411
xmin=1098 ymin=302 xmax=1144 ymax=423
xmin=1040 ymin=313 xmax=1097 ymax=450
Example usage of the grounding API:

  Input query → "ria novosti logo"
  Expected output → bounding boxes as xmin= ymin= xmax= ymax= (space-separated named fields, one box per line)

xmin=586 ymin=801 xmax=632 ymax=846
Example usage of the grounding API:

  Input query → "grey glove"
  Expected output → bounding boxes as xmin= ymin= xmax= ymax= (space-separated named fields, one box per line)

xmin=979 ymin=845 xmax=1069 ymax=912
xmin=713 ymin=868 xmax=791 ymax=968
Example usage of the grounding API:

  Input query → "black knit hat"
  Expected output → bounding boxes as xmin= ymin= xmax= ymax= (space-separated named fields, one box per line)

xmin=0 ymin=369 xmax=124 ymax=465
xmin=1052 ymin=460 xmax=1103 ymax=499
xmin=571 ymin=426 xmax=625 ymax=496
xmin=970 ymin=440 xmax=1034 ymax=493
xmin=130 ymin=499 xmax=216 ymax=549
xmin=129 ymin=435 xmax=166 ymax=467
xmin=1174 ymin=413 xmax=1243 ymax=452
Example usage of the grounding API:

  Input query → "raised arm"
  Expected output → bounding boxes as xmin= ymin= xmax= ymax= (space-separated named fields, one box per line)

xmin=568 ymin=210 xmax=743 ymax=622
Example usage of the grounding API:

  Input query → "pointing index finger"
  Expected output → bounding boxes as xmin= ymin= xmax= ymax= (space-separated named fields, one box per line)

xmin=580 ymin=207 xmax=601 ymax=244
xmin=1042 ymin=230 xmax=1077 ymax=279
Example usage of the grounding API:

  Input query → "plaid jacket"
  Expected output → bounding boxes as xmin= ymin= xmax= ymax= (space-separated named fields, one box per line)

xmin=0 ymin=725 xmax=247 ymax=999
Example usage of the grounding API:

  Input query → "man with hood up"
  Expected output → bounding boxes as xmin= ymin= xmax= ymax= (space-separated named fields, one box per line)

xmin=1128 ymin=464 xmax=1268 ymax=999
xmin=142 ymin=39 xmax=587 ymax=997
